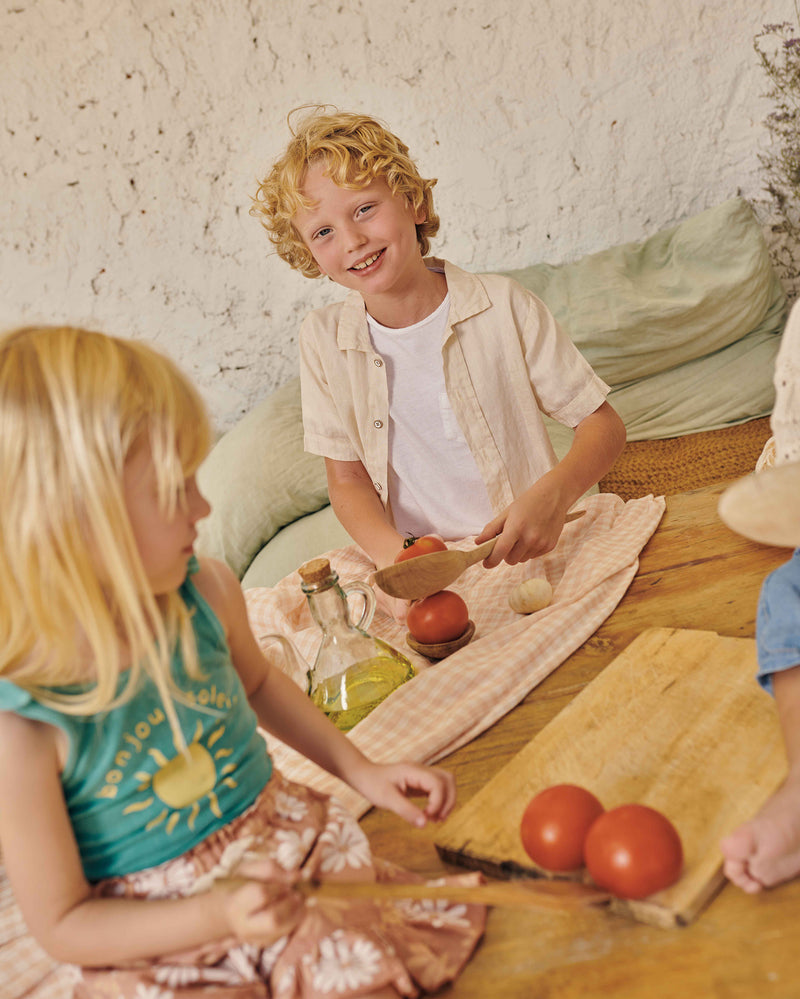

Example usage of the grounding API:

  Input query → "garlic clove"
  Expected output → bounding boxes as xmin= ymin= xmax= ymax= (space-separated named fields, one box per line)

xmin=508 ymin=578 xmax=553 ymax=614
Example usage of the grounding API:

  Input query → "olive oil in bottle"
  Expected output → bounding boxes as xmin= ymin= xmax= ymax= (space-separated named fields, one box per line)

xmin=299 ymin=558 xmax=416 ymax=731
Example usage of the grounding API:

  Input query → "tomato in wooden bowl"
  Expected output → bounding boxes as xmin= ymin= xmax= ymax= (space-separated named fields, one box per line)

xmin=407 ymin=590 xmax=470 ymax=645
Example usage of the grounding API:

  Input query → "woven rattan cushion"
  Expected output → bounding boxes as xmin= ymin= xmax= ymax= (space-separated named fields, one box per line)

xmin=598 ymin=417 xmax=773 ymax=501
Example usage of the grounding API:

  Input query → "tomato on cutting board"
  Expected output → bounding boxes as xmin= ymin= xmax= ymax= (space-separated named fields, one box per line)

xmin=519 ymin=784 xmax=605 ymax=872
xmin=584 ymin=803 xmax=683 ymax=899
xmin=406 ymin=590 xmax=469 ymax=644
xmin=394 ymin=535 xmax=447 ymax=562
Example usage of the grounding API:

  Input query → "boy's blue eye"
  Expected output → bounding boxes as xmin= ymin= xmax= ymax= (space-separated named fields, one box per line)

xmin=314 ymin=226 xmax=332 ymax=239
xmin=357 ymin=204 xmax=374 ymax=216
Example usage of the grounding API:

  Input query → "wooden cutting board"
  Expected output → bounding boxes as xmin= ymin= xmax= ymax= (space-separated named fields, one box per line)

xmin=434 ymin=627 xmax=787 ymax=928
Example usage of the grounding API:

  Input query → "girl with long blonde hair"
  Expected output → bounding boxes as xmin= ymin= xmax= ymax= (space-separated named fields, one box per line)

xmin=0 ymin=325 xmax=483 ymax=997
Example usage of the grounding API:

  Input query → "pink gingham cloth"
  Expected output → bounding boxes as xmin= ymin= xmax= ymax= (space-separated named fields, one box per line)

xmin=0 ymin=871 xmax=77 ymax=999
xmin=0 ymin=492 xmax=663 ymax=997
xmin=245 ymin=492 xmax=666 ymax=817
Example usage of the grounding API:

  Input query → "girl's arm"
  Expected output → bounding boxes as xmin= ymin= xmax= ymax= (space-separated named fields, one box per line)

xmin=0 ymin=710 xmax=302 ymax=966
xmin=199 ymin=559 xmax=455 ymax=826
xmin=477 ymin=400 xmax=626 ymax=567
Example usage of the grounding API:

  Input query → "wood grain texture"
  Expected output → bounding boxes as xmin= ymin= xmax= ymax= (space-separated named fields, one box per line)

xmin=359 ymin=483 xmax=797 ymax=997
xmin=371 ymin=539 xmax=497 ymax=599
xmin=300 ymin=877 xmax=610 ymax=910
xmin=434 ymin=628 xmax=787 ymax=928
xmin=217 ymin=873 xmax=610 ymax=910
xmin=405 ymin=619 xmax=476 ymax=659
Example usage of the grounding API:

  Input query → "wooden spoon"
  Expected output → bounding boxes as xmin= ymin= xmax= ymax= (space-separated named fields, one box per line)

xmin=219 ymin=875 xmax=610 ymax=911
xmin=371 ymin=539 xmax=497 ymax=600
xmin=371 ymin=510 xmax=585 ymax=600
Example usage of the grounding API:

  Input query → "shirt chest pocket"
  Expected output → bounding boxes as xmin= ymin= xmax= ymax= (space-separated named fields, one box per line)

xmin=439 ymin=391 xmax=467 ymax=443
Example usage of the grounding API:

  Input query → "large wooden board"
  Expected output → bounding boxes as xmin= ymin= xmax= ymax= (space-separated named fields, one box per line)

xmin=434 ymin=627 xmax=788 ymax=928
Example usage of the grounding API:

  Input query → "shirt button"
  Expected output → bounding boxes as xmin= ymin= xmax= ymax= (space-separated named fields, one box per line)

xmin=373 ymin=420 xmax=383 ymax=429
xmin=373 ymin=357 xmax=383 ymax=367
xmin=374 ymin=482 xmax=383 ymax=492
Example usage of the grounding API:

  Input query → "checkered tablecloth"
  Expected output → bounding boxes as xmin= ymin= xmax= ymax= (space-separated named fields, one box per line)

xmin=0 ymin=491 xmax=664 ymax=997
xmin=245 ymin=492 xmax=666 ymax=816
xmin=0 ymin=871 xmax=76 ymax=999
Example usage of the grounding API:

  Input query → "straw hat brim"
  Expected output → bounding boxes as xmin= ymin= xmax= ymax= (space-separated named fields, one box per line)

xmin=718 ymin=462 xmax=800 ymax=548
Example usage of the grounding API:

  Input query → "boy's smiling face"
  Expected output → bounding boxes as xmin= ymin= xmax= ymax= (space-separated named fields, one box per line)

xmin=293 ymin=161 xmax=427 ymax=307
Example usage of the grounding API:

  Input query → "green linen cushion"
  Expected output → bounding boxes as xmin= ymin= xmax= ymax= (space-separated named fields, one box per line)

xmin=196 ymin=377 xmax=329 ymax=579
xmin=241 ymin=504 xmax=355 ymax=589
xmin=609 ymin=325 xmax=779 ymax=441
xmin=505 ymin=197 xmax=786 ymax=388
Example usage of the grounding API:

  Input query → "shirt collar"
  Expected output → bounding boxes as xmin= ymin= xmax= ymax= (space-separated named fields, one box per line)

xmin=335 ymin=257 xmax=492 ymax=351
xmin=437 ymin=258 xmax=491 ymax=326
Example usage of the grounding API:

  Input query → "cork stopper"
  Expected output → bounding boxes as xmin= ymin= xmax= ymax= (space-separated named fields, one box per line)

xmin=298 ymin=557 xmax=334 ymax=586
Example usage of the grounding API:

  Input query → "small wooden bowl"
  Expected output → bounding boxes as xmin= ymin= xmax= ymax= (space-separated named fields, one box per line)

xmin=405 ymin=620 xmax=476 ymax=660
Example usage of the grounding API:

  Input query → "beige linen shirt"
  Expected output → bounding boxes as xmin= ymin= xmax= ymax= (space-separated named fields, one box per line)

xmin=298 ymin=258 xmax=609 ymax=519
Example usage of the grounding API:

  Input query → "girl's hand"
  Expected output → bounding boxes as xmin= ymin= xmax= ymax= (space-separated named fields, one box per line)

xmin=218 ymin=858 xmax=305 ymax=946
xmin=352 ymin=760 xmax=457 ymax=828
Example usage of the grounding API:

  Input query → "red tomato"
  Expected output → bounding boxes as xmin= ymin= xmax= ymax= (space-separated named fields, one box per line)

xmin=406 ymin=590 xmax=469 ymax=644
xmin=519 ymin=784 xmax=605 ymax=872
xmin=584 ymin=803 xmax=683 ymax=899
xmin=394 ymin=535 xmax=447 ymax=563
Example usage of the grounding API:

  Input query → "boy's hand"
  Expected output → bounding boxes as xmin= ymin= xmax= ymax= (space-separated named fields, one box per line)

xmin=476 ymin=482 xmax=568 ymax=568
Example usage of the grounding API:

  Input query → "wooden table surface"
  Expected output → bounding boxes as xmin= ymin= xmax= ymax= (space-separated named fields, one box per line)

xmin=359 ymin=481 xmax=797 ymax=998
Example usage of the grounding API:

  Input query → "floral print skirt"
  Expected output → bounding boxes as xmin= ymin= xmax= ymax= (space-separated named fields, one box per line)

xmin=69 ymin=770 xmax=486 ymax=998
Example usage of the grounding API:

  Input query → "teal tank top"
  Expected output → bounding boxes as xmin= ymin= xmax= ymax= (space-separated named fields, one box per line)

xmin=0 ymin=559 xmax=272 ymax=881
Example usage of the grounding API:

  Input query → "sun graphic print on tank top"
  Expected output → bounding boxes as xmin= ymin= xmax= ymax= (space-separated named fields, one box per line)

xmin=0 ymin=559 xmax=272 ymax=881
xmin=110 ymin=679 xmax=255 ymax=840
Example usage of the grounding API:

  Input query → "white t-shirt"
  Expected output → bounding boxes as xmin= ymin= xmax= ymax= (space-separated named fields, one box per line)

xmin=299 ymin=258 xmax=610 ymax=527
xmin=367 ymin=293 xmax=495 ymax=539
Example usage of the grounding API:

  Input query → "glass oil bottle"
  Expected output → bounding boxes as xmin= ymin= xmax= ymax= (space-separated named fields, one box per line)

xmin=298 ymin=557 xmax=416 ymax=731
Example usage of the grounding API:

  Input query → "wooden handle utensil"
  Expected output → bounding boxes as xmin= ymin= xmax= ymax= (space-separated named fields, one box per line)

xmin=371 ymin=510 xmax=585 ymax=600
xmin=219 ymin=875 xmax=609 ymax=911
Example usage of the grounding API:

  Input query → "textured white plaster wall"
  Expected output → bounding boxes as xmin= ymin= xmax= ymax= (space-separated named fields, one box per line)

xmin=1 ymin=0 xmax=794 ymax=430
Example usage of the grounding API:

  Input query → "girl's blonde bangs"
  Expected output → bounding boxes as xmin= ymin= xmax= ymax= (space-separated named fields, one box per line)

xmin=123 ymin=339 xmax=212 ymax=515
xmin=0 ymin=327 xmax=211 ymax=725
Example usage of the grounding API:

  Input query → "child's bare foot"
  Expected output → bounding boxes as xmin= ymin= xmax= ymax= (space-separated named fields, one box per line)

xmin=721 ymin=777 xmax=800 ymax=892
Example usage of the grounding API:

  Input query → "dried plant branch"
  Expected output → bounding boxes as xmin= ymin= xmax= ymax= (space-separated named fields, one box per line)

xmin=754 ymin=7 xmax=800 ymax=288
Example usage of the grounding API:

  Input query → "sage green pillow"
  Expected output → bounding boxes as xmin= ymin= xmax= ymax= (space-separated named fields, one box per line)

xmin=241 ymin=504 xmax=355 ymax=589
xmin=196 ymin=377 xmax=329 ymax=579
xmin=505 ymin=197 xmax=786 ymax=387
xmin=609 ymin=325 xmax=779 ymax=441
